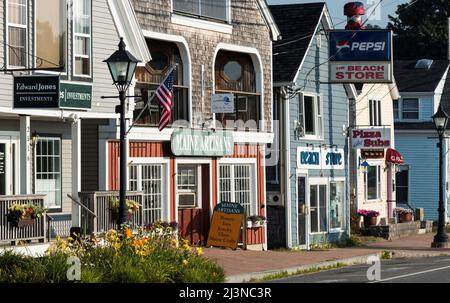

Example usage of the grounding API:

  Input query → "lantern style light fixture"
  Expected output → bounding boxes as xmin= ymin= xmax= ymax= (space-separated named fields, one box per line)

xmin=432 ymin=105 xmax=449 ymax=136
xmin=360 ymin=160 xmax=369 ymax=174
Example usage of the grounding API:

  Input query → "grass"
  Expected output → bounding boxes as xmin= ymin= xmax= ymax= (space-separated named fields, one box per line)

xmin=249 ymin=262 xmax=347 ymax=282
xmin=380 ymin=251 xmax=392 ymax=260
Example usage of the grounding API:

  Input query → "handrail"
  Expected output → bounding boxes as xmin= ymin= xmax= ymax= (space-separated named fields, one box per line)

xmin=67 ymin=194 xmax=97 ymax=218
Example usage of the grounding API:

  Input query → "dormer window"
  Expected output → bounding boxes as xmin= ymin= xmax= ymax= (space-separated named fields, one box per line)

xmin=173 ymin=0 xmax=229 ymax=22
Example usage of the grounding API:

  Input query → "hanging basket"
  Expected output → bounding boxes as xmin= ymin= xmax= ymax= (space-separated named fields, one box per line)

xmin=111 ymin=211 xmax=134 ymax=222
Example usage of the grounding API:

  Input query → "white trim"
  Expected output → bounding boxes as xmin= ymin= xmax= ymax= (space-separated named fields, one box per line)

xmin=256 ymin=0 xmax=281 ymax=41
xmin=71 ymin=120 xmax=81 ymax=227
xmin=171 ymin=14 xmax=232 ymax=34
xmin=212 ymin=43 xmax=265 ymax=131
xmin=308 ymin=178 xmax=329 ymax=235
xmin=295 ymin=173 xmax=310 ymax=249
xmin=107 ymin=0 xmax=152 ymax=63
xmin=141 ymin=30 xmax=193 ymax=127
xmin=128 ymin=157 xmax=171 ymax=222
xmin=0 ymin=107 xmax=117 ymax=119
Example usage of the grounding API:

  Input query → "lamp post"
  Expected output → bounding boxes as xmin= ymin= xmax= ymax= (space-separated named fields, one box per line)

xmin=431 ymin=105 xmax=450 ymax=248
xmin=104 ymin=38 xmax=141 ymax=227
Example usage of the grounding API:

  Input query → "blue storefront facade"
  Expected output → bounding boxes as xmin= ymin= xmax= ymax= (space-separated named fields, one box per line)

xmin=267 ymin=3 xmax=356 ymax=249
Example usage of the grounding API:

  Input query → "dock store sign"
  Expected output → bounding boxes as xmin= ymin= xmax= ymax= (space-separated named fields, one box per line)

xmin=13 ymin=76 xmax=92 ymax=110
xmin=352 ymin=128 xmax=391 ymax=150
xmin=297 ymin=146 xmax=345 ymax=170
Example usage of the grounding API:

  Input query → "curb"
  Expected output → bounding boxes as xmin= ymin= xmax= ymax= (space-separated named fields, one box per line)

xmin=226 ymin=252 xmax=383 ymax=283
xmin=225 ymin=249 xmax=450 ymax=283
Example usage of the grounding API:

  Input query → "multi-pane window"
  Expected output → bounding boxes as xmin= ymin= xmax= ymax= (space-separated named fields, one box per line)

xmin=299 ymin=94 xmax=323 ymax=138
xmin=7 ymin=0 xmax=27 ymax=67
xmin=330 ymin=182 xmax=344 ymax=229
xmin=393 ymin=100 xmax=399 ymax=120
xmin=35 ymin=137 xmax=62 ymax=208
xmin=73 ymin=0 xmax=91 ymax=76
xmin=129 ymin=164 xmax=164 ymax=223
xmin=369 ymin=100 xmax=382 ymax=126
xmin=219 ymin=164 xmax=255 ymax=215
xmin=365 ymin=165 xmax=381 ymax=201
xmin=36 ymin=0 xmax=66 ymax=69
xmin=177 ymin=165 xmax=199 ymax=208
xmin=310 ymin=184 xmax=327 ymax=233
xmin=402 ymin=98 xmax=419 ymax=120
xmin=173 ymin=0 xmax=229 ymax=21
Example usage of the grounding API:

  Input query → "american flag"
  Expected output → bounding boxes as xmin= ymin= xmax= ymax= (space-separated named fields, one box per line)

xmin=154 ymin=67 xmax=175 ymax=131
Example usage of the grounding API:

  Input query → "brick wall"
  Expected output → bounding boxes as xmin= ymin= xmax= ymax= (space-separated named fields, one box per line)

xmin=130 ymin=0 xmax=273 ymax=131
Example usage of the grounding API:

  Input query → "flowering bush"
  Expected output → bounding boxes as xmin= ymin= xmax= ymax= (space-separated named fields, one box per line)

xmin=110 ymin=198 xmax=141 ymax=214
xmin=247 ymin=215 xmax=267 ymax=224
xmin=7 ymin=203 xmax=46 ymax=221
xmin=394 ymin=207 xmax=413 ymax=215
xmin=357 ymin=209 xmax=380 ymax=218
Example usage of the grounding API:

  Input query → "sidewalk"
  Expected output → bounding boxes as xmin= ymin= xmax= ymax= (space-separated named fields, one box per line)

xmin=203 ymin=233 xmax=450 ymax=282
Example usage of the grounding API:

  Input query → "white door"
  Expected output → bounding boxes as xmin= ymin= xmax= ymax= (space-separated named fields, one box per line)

xmin=0 ymin=139 xmax=17 ymax=196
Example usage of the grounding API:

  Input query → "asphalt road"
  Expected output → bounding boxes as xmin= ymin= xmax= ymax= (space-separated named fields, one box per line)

xmin=268 ymin=256 xmax=450 ymax=283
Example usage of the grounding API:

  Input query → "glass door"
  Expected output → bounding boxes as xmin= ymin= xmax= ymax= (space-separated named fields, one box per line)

xmin=297 ymin=176 xmax=309 ymax=248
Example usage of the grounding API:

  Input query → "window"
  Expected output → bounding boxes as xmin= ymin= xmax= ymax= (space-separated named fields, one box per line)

xmin=330 ymin=181 xmax=344 ymax=229
xmin=393 ymin=100 xmax=399 ymax=120
xmin=215 ymin=51 xmax=261 ymax=131
xmin=396 ymin=166 xmax=409 ymax=204
xmin=365 ymin=165 xmax=381 ymax=201
xmin=134 ymin=39 xmax=189 ymax=127
xmin=173 ymin=0 xmax=228 ymax=22
xmin=219 ymin=164 xmax=255 ymax=215
xmin=73 ymin=0 xmax=91 ymax=76
xmin=7 ymin=0 xmax=27 ymax=67
xmin=129 ymin=164 xmax=164 ymax=223
xmin=402 ymin=98 xmax=419 ymax=120
xmin=369 ymin=100 xmax=382 ymax=126
xmin=36 ymin=0 xmax=66 ymax=69
xmin=35 ymin=137 xmax=62 ymax=208
xmin=177 ymin=165 xmax=200 ymax=208
xmin=310 ymin=184 xmax=327 ymax=233
xmin=299 ymin=94 xmax=323 ymax=138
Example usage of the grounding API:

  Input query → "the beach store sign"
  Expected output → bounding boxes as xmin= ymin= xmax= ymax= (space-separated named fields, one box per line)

xmin=352 ymin=128 xmax=391 ymax=150
xmin=13 ymin=75 xmax=92 ymax=110
xmin=297 ymin=146 xmax=344 ymax=170
xmin=171 ymin=129 xmax=234 ymax=156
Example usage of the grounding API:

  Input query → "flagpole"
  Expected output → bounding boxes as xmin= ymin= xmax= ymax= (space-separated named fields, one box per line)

xmin=126 ymin=65 xmax=176 ymax=135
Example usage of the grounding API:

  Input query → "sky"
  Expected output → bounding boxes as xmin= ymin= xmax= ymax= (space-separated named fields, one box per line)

xmin=266 ymin=0 xmax=411 ymax=28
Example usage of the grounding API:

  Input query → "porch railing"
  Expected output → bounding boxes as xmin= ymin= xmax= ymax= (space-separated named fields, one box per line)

xmin=78 ymin=191 xmax=144 ymax=234
xmin=0 ymin=195 xmax=46 ymax=245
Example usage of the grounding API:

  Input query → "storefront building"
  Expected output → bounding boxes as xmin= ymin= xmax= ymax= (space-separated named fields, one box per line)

xmin=267 ymin=3 xmax=356 ymax=249
xmin=349 ymin=83 xmax=401 ymax=225
xmin=97 ymin=0 xmax=280 ymax=249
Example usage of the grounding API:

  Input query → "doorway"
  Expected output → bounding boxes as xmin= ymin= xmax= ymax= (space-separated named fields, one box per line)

xmin=297 ymin=176 xmax=309 ymax=249
xmin=0 ymin=139 xmax=18 ymax=196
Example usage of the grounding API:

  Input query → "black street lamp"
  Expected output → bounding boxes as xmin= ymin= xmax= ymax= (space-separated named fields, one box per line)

xmin=431 ymin=105 xmax=450 ymax=248
xmin=104 ymin=38 xmax=141 ymax=227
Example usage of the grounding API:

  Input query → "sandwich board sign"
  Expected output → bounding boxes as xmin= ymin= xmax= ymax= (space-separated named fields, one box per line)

xmin=207 ymin=202 xmax=244 ymax=250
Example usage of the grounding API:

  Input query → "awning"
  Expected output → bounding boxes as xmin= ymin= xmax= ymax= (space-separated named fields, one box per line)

xmin=386 ymin=148 xmax=404 ymax=164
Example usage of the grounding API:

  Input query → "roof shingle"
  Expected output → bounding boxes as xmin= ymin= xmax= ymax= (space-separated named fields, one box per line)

xmin=394 ymin=60 xmax=449 ymax=93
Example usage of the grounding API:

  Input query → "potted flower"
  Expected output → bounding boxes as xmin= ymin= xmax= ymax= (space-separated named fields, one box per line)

xmin=357 ymin=209 xmax=380 ymax=228
xmin=110 ymin=198 xmax=141 ymax=221
xmin=7 ymin=203 xmax=46 ymax=228
xmin=246 ymin=215 xmax=267 ymax=228
xmin=394 ymin=207 xmax=414 ymax=223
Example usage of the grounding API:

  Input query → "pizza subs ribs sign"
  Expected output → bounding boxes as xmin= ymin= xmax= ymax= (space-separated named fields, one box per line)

xmin=352 ymin=128 xmax=391 ymax=149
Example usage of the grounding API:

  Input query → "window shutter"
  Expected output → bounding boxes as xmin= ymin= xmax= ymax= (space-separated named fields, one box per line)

xmin=377 ymin=100 xmax=382 ymax=126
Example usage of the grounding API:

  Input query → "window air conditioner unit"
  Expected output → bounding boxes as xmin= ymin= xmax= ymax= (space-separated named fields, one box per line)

xmin=266 ymin=192 xmax=283 ymax=206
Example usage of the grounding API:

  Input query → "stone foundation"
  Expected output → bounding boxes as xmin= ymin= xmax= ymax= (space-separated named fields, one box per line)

xmin=362 ymin=221 xmax=433 ymax=240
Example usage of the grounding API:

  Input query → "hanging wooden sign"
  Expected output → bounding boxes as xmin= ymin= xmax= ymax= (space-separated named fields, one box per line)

xmin=207 ymin=202 xmax=244 ymax=250
xmin=361 ymin=149 xmax=385 ymax=159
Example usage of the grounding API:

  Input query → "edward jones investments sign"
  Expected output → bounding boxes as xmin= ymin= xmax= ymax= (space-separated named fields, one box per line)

xmin=352 ymin=128 xmax=391 ymax=149
xmin=171 ymin=129 xmax=234 ymax=156
xmin=14 ymin=76 xmax=92 ymax=110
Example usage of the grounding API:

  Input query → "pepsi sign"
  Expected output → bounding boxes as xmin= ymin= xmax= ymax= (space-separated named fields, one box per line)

xmin=329 ymin=30 xmax=392 ymax=61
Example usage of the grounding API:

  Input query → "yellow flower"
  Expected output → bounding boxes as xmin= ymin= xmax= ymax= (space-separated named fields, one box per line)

xmin=124 ymin=227 xmax=133 ymax=239
xmin=196 ymin=247 xmax=204 ymax=256
xmin=182 ymin=259 xmax=188 ymax=266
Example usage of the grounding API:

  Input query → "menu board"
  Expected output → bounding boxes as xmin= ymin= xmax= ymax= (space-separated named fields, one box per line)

xmin=207 ymin=202 xmax=244 ymax=250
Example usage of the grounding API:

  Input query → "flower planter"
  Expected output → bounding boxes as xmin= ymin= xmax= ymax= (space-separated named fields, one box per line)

xmin=9 ymin=218 xmax=35 ymax=228
xmin=246 ymin=221 xmax=266 ymax=229
xmin=399 ymin=213 xmax=413 ymax=223
xmin=363 ymin=216 xmax=377 ymax=228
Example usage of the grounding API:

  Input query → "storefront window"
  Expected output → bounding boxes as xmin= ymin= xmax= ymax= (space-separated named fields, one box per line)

xmin=177 ymin=165 xmax=199 ymax=208
xmin=35 ymin=137 xmax=62 ymax=208
xmin=219 ymin=164 xmax=255 ymax=215
xmin=129 ymin=164 xmax=164 ymax=223
xmin=366 ymin=165 xmax=381 ymax=201
xmin=310 ymin=184 xmax=327 ymax=233
xmin=36 ymin=0 xmax=66 ymax=69
xmin=330 ymin=181 xmax=344 ymax=229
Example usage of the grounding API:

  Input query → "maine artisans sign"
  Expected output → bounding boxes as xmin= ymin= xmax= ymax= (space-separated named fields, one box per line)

xmin=207 ymin=202 xmax=245 ymax=250
xmin=171 ymin=129 xmax=234 ymax=156
xmin=352 ymin=128 xmax=391 ymax=149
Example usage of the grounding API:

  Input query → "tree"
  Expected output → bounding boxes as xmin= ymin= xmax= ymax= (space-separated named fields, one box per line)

xmin=387 ymin=0 xmax=449 ymax=60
